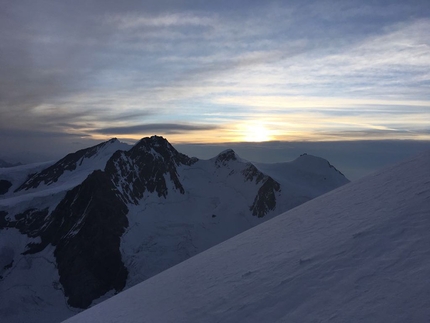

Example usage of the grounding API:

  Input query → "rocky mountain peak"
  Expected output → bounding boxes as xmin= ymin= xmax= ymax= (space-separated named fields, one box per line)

xmin=105 ymin=137 xmax=119 ymax=145
xmin=131 ymin=135 xmax=197 ymax=166
xmin=106 ymin=136 xmax=198 ymax=204
xmin=15 ymin=138 xmax=125 ymax=192
xmin=215 ymin=149 xmax=238 ymax=167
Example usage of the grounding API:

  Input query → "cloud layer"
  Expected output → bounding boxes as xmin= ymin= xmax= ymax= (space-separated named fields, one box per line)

xmin=1 ymin=0 xmax=430 ymax=157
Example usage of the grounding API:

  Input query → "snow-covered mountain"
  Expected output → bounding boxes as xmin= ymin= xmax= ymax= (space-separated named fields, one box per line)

xmin=0 ymin=136 xmax=348 ymax=323
xmin=63 ymin=149 xmax=430 ymax=323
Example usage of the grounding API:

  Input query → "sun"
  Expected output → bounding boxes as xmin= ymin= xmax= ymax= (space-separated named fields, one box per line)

xmin=242 ymin=123 xmax=273 ymax=142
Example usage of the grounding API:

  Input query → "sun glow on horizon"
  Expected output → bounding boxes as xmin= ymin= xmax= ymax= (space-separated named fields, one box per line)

xmin=240 ymin=122 xmax=274 ymax=142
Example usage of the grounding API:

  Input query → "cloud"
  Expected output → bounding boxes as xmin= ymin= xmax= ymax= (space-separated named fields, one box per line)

xmin=105 ymin=12 xmax=216 ymax=29
xmin=91 ymin=123 xmax=220 ymax=135
xmin=1 ymin=0 xmax=430 ymax=153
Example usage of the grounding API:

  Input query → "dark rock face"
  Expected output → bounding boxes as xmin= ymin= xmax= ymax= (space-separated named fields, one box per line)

xmin=10 ymin=208 xmax=51 ymax=247
xmin=0 ymin=211 xmax=8 ymax=229
xmin=242 ymin=164 xmax=282 ymax=217
xmin=2 ymin=171 xmax=129 ymax=308
xmin=212 ymin=150 xmax=282 ymax=218
xmin=250 ymin=177 xmax=281 ymax=218
xmin=242 ymin=164 xmax=266 ymax=184
xmin=51 ymin=170 xmax=129 ymax=308
xmin=0 ymin=208 xmax=51 ymax=253
xmin=15 ymin=139 xmax=119 ymax=191
xmin=106 ymin=135 xmax=198 ymax=204
xmin=0 ymin=180 xmax=12 ymax=195
xmin=215 ymin=149 xmax=237 ymax=168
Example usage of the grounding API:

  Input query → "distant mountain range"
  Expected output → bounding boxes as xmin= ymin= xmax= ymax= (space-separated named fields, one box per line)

xmin=64 ymin=150 xmax=430 ymax=323
xmin=0 ymin=159 xmax=22 ymax=168
xmin=0 ymin=136 xmax=349 ymax=323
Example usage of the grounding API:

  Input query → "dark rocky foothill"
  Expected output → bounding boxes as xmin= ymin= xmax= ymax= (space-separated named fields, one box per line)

xmin=0 ymin=180 xmax=12 ymax=195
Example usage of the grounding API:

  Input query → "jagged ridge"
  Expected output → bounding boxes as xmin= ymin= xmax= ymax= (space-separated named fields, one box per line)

xmin=15 ymin=138 xmax=120 ymax=191
xmin=107 ymin=135 xmax=198 ymax=204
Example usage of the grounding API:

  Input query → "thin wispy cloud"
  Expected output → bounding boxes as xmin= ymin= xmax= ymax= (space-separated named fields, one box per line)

xmin=91 ymin=123 xmax=220 ymax=135
xmin=106 ymin=12 xmax=216 ymax=29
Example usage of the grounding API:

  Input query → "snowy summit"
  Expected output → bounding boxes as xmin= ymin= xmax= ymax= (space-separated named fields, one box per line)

xmin=0 ymin=136 xmax=348 ymax=323
xmin=64 ymin=150 xmax=430 ymax=323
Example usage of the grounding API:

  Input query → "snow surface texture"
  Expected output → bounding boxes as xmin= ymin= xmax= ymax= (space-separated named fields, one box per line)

xmin=64 ymin=150 xmax=430 ymax=323
xmin=0 ymin=137 xmax=348 ymax=323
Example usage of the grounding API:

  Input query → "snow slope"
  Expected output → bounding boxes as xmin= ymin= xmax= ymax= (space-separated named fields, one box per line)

xmin=119 ymin=148 xmax=348 ymax=287
xmin=64 ymin=150 xmax=430 ymax=323
xmin=0 ymin=139 xmax=131 ymax=208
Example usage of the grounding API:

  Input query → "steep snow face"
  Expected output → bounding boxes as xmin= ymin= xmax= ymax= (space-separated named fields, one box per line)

xmin=0 ymin=161 xmax=54 ymax=199
xmin=0 ymin=139 xmax=130 ymax=210
xmin=14 ymin=138 xmax=130 ymax=195
xmin=64 ymin=151 xmax=430 ymax=323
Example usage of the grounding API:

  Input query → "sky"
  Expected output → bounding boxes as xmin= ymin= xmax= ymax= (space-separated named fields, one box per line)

xmin=1 ymin=0 xmax=430 ymax=164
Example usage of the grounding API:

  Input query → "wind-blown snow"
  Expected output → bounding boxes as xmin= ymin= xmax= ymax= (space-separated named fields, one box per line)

xmin=64 ymin=150 xmax=430 ymax=323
